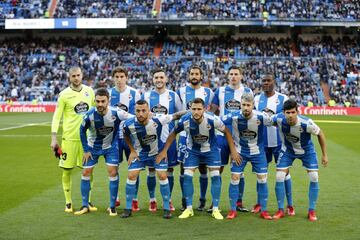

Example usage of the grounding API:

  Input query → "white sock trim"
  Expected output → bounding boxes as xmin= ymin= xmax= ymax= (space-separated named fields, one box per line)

xmin=109 ymin=175 xmax=118 ymax=181
xmin=159 ymin=179 xmax=169 ymax=185
xmin=308 ymin=171 xmax=319 ymax=182
xmin=285 ymin=174 xmax=291 ymax=181
xmin=81 ymin=176 xmax=91 ymax=181
xmin=184 ymin=169 xmax=194 ymax=177
xmin=276 ymin=171 xmax=286 ymax=182
xmin=126 ymin=179 xmax=137 ymax=185
xmin=210 ymin=170 xmax=220 ymax=177
xmin=231 ymin=179 xmax=240 ymax=185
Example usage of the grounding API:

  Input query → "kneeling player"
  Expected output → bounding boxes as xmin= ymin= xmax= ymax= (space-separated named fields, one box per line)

xmin=120 ymin=100 xmax=187 ymax=219
xmin=75 ymin=88 xmax=131 ymax=216
xmin=157 ymin=98 xmax=240 ymax=220
xmin=271 ymin=99 xmax=328 ymax=221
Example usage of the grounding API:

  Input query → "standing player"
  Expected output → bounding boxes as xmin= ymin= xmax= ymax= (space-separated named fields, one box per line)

xmin=254 ymin=73 xmax=293 ymax=215
xmin=75 ymin=88 xmax=131 ymax=216
xmin=50 ymin=66 xmax=97 ymax=213
xmin=177 ymin=65 xmax=214 ymax=211
xmin=271 ymin=99 xmax=328 ymax=221
xmin=221 ymin=93 xmax=273 ymax=220
xmin=142 ymin=69 xmax=182 ymax=211
xmin=120 ymin=100 xmax=187 ymax=219
xmin=157 ymin=98 xmax=241 ymax=220
xmin=210 ymin=65 xmax=252 ymax=212
xmin=109 ymin=67 xmax=141 ymax=210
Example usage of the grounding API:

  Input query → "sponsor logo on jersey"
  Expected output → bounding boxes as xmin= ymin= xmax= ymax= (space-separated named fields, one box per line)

xmin=225 ymin=99 xmax=241 ymax=110
xmin=168 ymin=95 xmax=173 ymax=102
xmin=192 ymin=134 xmax=209 ymax=144
xmin=284 ymin=133 xmax=299 ymax=143
xmin=140 ymin=135 xmax=157 ymax=146
xmin=263 ymin=108 xmax=275 ymax=116
xmin=74 ymin=102 xmax=89 ymax=114
xmin=151 ymin=104 xmax=168 ymax=114
xmin=118 ymin=104 xmax=129 ymax=112
xmin=96 ymin=126 xmax=114 ymax=136
xmin=186 ymin=100 xmax=193 ymax=110
xmin=240 ymin=129 xmax=257 ymax=140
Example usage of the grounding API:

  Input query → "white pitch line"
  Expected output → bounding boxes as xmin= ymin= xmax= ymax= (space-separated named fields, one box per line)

xmin=0 ymin=122 xmax=51 ymax=131
xmin=0 ymin=134 xmax=51 ymax=137
xmin=314 ymin=120 xmax=360 ymax=124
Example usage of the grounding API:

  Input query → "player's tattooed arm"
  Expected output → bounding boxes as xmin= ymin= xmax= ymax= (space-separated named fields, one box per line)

xmin=156 ymin=130 xmax=177 ymax=163
xmin=172 ymin=110 xmax=188 ymax=120
xmin=223 ymin=127 xmax=242 ymax=165
xmin=124 ymin=135 xmax=139 ymax=166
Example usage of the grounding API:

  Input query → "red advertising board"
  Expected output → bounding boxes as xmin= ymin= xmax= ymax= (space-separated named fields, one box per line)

xmin=298 ymin=107 xmax=360 ymax=115
xmin=1 ymin=103 xmax=360 ymax=115
xmin=0 ymin=103 xmax=57 ymax=113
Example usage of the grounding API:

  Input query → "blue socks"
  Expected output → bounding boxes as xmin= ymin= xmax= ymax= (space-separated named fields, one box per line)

xmin=134 ymin=175 xmax=140 ymax=199
xmin=199 ymin=174 xmax=208 ymax=201
xmin=285 ymin=174 xmax=293 ymax=206
xmin=258 ymin=179 xmax=269 ymax=212
xmin=309 ymin=182 xmax=319 ymax=211
xmin=229 ymin=180 xmax=240 ymax=210
xmin=160 ymin=179 xmax=171 ymax=210
xmin=109 ymin=175 xmax=119 ymax=208
xmin=147 ymin=172 xmax=156 ymax=200
xmin=184 ymin=174 xmax=194 ymax=207
xmin=210 ymin=172 xmax=221 ymax=208
xmin=125 ymin=179 xmax=137 ymax=210
xmin=275 ymin=181 xmax=285 ymax=210
xmin=167 ymin=172 xmax=174 ymax=196
xmin=237 ymin=176 xmax=245 ymax=203
xmin=80 ymin=176 xmax=91 ymax=207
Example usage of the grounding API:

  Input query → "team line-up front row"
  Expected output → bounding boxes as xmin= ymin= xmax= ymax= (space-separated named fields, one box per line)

xmin=50 ymin=66 xmax=328 ymax=221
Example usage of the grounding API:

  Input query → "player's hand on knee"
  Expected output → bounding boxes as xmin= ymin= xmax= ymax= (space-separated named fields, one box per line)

xmin=321 ymin=155 xmax=328 ymax=167
xmin=128 ymin=151 xmax=139 ymax=166
xmin=83 ymin=152 xmax=93 ymax=164
xmin=156 ymin=150 xmax=167 ymax=164
xmin=231 ymin=151 xmax=242 ymax=165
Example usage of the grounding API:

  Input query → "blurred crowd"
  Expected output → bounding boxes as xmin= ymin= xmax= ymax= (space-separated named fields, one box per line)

xmin=0 ymin=36 xmax=358 ymax=106
xmin=1 ymin=0 xmax=360 ymax=20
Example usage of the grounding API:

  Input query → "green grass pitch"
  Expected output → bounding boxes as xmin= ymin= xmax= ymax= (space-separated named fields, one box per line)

xmin=0 ymin=113 xmax=359 ymax=240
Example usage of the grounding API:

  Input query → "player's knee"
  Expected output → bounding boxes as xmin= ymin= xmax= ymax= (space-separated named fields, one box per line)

xmin=199 ymin=165 xmax=207 ymax=174
xmin=308 ymin=171 xmax=318 ymax=182
xmin=82 ymin=168 xmax=92 ymax=177
xmin=257 ymin=174 xmax=267 ymax=183
xmin=231 ymin=174 xmax=240 ymax=182
xmin=276 ymin=171 xmax=286 ymax=182
xmin=167 ymin=167 xmax=174 ymax=173
xmin=128 ymin=172 xmax=138 ymax=181
xmin=184 ymin=169 xmax=194 ymax=177
xmin=239 ymin=173 xmax=244 ymax=179
xmin=210 ymin=170 xmax=220 ymax=177
xmin=157 ymin=172 xmax=167 ymax=181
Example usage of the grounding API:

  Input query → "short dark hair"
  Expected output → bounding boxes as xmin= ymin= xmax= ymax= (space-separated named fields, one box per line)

xmin=188 ymin=65 xmax=203 ymax=76
xmin=262 ymin=72 xmax=275 ymax=81
xmin=136 ymin=99 xmax=149 ymax=106
xmin=95 ymin=88 xmax=109 ymax=99
xmin=111 ymin=66 xmax=128 ymax=78
xmin=191 ymin=98 xmax=205 ymax=106
xmin=283 ymin=99 xmax=298 ymax=111
xmin=152 ymin=68 xmax=166 ymax=76
xmin=227 ymin=65 xmax=243 ymax=75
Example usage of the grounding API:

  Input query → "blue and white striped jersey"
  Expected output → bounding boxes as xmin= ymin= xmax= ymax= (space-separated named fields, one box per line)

xmin=123 ymin=115 xmax=174 ymax=159
xmin=254 ymin=91 xmax=288 ymax=148
xmin=80 ymin=107 xmax=131 ymax=152
xmin=109 ymin=86 xmax=141 ymax=139
xmin=272 ymin=113 xmax=320 ymax=155
xmin=142 ymin=89 xmax=182 ymax=135
xmin=212 ymin=85 xmax=253 ymax=116
xmin=176 ymin=85 xmax=214 ymax=137
xmin=221 ymin=110 xmax=272 ymax=157
xmin=174 ymin=112 xmax=225 ymax=153
xmin=176 ymin=85 xmax=214 ymax=111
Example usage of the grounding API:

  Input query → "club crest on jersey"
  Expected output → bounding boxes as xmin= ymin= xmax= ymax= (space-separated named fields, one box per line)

xmin=256 ymin=120 xmax=261 ymax=125
xmin=263 ymin=108 xmax=275 ymax=116
xmin=186 ymin=100 xmax=193 ymax=110
xmin=225 ymin=99 xmax=241 ymax=110
xmin=206 ymin=124 xmax=212 ymax=129
xmin=151 ymin=104 xmax=168 ymax=114
xmin=192 ymin=134 xmax=209 ymax=144
xmin=153 ymin=122 xmax=158 ymax=128
xmin=284 ymin=133 xmax=299 ymax=143
xmin=240 ymin=130 xmax=257 ymax=140
xmin=168 ymin=95 xmax=173 ymax=101
xmin=84 ymin=92 xmax=89 ymax=97
xmin=74 ymin=102 xmax=89 ymax=114
xmin=118 ymin=104 xmax=128 ymax=112
xmin=128 ymin=94 xmax=133 ymax=100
